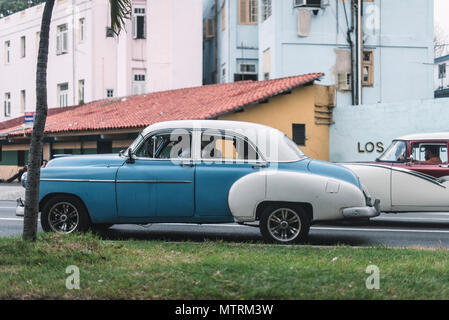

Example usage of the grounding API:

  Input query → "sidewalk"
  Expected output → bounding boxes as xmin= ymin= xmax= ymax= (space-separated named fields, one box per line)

xmin=0 ymin=183 xmax=25 ymax=201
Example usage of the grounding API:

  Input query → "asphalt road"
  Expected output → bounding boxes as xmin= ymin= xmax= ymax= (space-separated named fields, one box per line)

xmin=3 ymin=200 xmax=449 ymax=248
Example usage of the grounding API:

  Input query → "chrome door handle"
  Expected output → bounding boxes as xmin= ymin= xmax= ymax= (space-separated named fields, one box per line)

xmin=252 ymin=164 xmax=267 ymax=169
xmin=180 ymin=163 xmax=195 ymax=167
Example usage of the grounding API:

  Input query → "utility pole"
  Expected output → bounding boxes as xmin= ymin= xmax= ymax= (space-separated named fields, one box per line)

xmin=214 ymin=0 xmax=219 ymax=83
xmin=355 ymin=0 xmax=363 ymax=105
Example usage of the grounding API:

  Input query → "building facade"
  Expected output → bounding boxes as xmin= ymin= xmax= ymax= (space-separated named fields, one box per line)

xmin=0 ymin=0 xmax=203 ymax=122
xmin=204 ymin=0 xmax=434 ymax=106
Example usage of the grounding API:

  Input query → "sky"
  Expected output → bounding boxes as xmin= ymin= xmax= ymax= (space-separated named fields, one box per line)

xmin=435 ymin=0 xmax=449 ymax=36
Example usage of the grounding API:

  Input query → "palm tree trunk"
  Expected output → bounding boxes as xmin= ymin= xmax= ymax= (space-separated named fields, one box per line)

xmin=23 ymin=0 xmax=55 ymax=241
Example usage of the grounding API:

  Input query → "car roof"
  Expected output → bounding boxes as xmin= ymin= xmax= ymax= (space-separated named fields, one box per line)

xmin=396 ymin=132 xmax=449 ymax=141
xmin=141 ymin=120 xmax=285 ymax=136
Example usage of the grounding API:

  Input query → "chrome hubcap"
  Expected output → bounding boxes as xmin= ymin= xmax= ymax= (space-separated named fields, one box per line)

xmin=267 ymin=208 xmax=301 ymax=242
xmin=48 ymin=202 xmax=79 ymax=234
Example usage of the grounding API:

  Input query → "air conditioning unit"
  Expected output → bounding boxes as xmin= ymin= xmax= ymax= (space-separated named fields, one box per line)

xmin=294 ymin=0 xmax=307 ymax=7
xmin=205 ymin=19 xmax=215 ymax=40
xmin=293 ymin=0 xmax=322 ymax=8
xmin=338 ymin=73 xmax=352 ymax=91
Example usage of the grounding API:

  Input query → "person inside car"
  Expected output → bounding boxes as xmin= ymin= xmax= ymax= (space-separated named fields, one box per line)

xmin=424 ymin=145 xmax=442 ymax=164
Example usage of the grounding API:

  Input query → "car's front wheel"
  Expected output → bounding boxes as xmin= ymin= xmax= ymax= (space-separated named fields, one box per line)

xmin=41 ymin=196 xmax=90 ymax=234
xmin=259 ymin=205 xmax=310 ymax=244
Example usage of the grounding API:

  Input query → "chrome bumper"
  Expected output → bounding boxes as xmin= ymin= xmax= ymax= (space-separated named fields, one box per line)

xmin=16 ymin=198 xmax=24 ymax=217
xmin=342 ymin=199 xmax=381 ymax=219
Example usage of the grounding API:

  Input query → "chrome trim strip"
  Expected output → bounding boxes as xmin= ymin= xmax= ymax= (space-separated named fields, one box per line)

xmin=343 ymin=163 xmax=447 ymax=189
xmin=40 ymin=178 xmax=192 ymax=184
xmin=40 ymin=179 xmax=115 ymax=183
xmin=117 ymin=180 xmax=192 ymax=184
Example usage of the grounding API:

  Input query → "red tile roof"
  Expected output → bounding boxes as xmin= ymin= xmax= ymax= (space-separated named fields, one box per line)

xmin=0 ymin=73 xmax=323 ymax=137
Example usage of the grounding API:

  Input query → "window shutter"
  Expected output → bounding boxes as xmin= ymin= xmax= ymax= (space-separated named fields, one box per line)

xmin=132 ymin=16 xmax=137 ymax=39
xmin=63 ymin=31 xmax=68 ymax=52
xmin=56 ymin=34 xmax=61 ymax=54
xmin=239 ymin=0 xmax=248 ymax=24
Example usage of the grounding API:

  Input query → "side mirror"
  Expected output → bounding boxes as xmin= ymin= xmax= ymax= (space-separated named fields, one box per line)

xmin=127 ymin=148 xmax=135 ymax=164
xmin=406 ymin=155 xmax=414 ymax=165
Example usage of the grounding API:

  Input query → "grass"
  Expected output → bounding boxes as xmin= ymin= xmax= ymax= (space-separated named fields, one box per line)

xmin=1 ymin=233 xmax=449 ymax=299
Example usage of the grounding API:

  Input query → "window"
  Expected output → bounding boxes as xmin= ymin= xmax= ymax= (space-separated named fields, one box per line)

xmin=439 ymin=63 xmax=447 ymax=79
xmin=235 ymin=61 xmax=258 ymax=81
xmin=136 ymin=131 xmax=192 ymax=159
xmin=411 ymin=143 xmax=448 ymax=164
xmin=4 ymin=92 xmax=11 ymax=117
xmin=132 ymin=71 xmax=146 ymax=95
xmin=56 ymin=24 xmax=68 ymax=55
xmin=221 ymin=4 xmax=226 ymax=30
xmin=18 ymin=151 xmax=25 ymax=167
xmin=106 ymin=89 xmax=114 ymax=98
xmin=20 ymin=90 xmax=26 ymax=113
xmin=63 ymin=149 xmax=73 ymax=155
xmin=239 ymin=0 xmax=258 ymax=25
xmin=292 ymin=124 xmax=306 ymax=146
xmin=378 ymin=140 xmax=407 ymax=162
xmin=78 ymin=80 xmax=85 ymax=104
xmin=98 ymin=141 xmax=113 ymax=154
xmin=4 ymin=41 xmax=10 ymax=64
xmin=58 ymin=83 xmax=69 ymax=107
xmin=262 ymin=0 xmax=272 ymax=21
xmin=201 ymin=132 xmax=259 ymax=161
xmin=238 ymin=62 xmax=257 ymax=74
xmin=205 ymin=19 xmax=215 ymax=39
xmin=78 ymin=18 xmax=85 ymax=43
xmin=20 ymin=36 xmax=26 ymax=58
xmin=133 ymin=7 xmax=146 ymax=39
xmin=362 ymin=50 xmax=374 ymax=87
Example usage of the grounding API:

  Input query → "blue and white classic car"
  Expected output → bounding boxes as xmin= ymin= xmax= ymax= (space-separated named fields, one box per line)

xmin=19 ymin=120 xmax=380 ymax=244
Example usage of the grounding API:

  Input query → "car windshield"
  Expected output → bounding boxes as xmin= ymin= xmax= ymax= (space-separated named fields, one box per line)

xmin=378 ymin=140 xmax=407 ymax=162
xmin=124 ymin=134 xmax=144 ymax=156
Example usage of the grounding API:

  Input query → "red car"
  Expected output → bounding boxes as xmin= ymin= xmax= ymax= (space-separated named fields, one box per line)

xmin=344 ymin=133 xmax=449 ymax=213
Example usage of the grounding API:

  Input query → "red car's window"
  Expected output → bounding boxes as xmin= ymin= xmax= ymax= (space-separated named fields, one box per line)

xmin=410 ymin=143 xmax=448 ymax=164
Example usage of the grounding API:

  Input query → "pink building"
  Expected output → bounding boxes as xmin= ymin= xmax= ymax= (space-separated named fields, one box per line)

xmin=0 ymin=0 xmax=203 ymax=122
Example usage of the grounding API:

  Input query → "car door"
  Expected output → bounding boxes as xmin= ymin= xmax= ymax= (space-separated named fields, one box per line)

xmin=391 ymin=142 xmax=449 ymax=209
xmin=194 ymin=130 xmax=267 ymax=219
xmin=116 ymin=129 xmax=195 ymax=220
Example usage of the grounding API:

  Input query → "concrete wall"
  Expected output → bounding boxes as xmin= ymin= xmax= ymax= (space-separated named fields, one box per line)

xmin=330 ymin=98 xmax=449 ymax=162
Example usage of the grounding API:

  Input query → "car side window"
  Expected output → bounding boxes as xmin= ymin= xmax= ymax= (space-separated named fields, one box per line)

xmin=201 ymin=133 xmax=259 ymax=161
xmin=135 ymin=131 xmax=192 ymax=159
xmin=411 ymin=143 xmax=448 ymax=164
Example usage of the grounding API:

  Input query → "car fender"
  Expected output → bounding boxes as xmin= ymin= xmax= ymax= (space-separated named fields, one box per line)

xmin=228 ymin=170 xmax=366 ymax=222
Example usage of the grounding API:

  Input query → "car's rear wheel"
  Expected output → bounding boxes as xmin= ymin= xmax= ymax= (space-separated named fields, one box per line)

xmin=259 ymin=205 xmax=310 ymax=244
xmin=41 ymin=196 xmax=90 ymax=234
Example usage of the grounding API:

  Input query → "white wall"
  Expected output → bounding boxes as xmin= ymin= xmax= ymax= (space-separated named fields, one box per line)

xmin=330 ymin=98 xmax=449 ymax=162
xmin=148 ymin=0 xmax=203 ymax=92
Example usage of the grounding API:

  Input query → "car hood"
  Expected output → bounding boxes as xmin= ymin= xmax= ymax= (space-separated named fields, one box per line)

xmin=307 ymin=159 xmax=361 ymax=188
xmin=45 ymin=154 xmax=126 ymax=168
